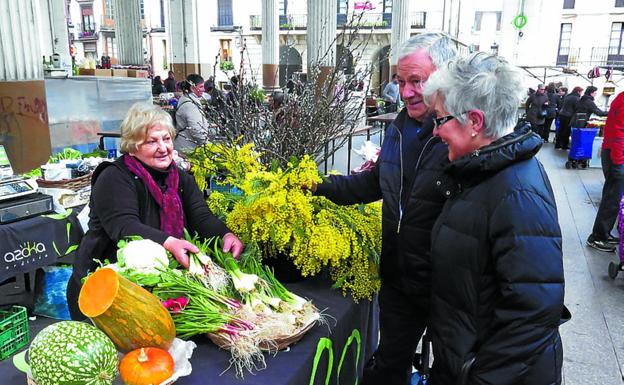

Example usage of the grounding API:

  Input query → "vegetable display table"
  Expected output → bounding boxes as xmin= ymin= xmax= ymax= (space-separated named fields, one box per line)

xmin=0 ymin=275 xmax=379 ymax=385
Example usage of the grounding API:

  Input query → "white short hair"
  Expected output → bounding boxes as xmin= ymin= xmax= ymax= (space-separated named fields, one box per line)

xmin=423 ymin=52 xmax=524 ymax=139
xmin=397 ymin=32 xmax=458 ymax=68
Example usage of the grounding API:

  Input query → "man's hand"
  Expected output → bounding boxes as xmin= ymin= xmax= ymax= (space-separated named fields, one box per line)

xmin=301 ymin=181 xmax=318 ymax=193
xmin=163 ymin=236 xmax=200 ymax=269
xmin=223 ymin=232 xmax=244 ymax=259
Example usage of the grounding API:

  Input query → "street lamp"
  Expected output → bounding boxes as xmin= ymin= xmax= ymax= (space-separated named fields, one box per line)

xmin=491 ymin=42 xmax=499 ymax=56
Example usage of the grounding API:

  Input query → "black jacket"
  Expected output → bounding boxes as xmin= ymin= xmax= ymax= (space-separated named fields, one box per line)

xmin=525 ymin=93 xmax=549 ymax=125
xmin=315 ymin=109 xmax=448 ymax=305
xmin=546 ymin=91 xmax=558 ymax=118
xmin=72 ymin=156 xmax=229 ymax=280
xmin=429 ymin=128 xmax=567 ymax=385
xmin=559 ymin=92 xmax=580 ymax=118
xmin=576 ymin=94 xmax=608 ymax=117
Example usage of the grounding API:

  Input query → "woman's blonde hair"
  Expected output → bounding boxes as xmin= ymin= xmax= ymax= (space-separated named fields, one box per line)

xmin=119 ymin=102 xmax=176 ymax=154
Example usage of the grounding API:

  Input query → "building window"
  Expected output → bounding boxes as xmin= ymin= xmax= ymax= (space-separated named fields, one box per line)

xmin=163 ymin=40 xmax=168 ymax=69
xmin=160 ymin=0 xmax=165 ymax=27
xmin=81 ymin=5 xmax=94 ymax=31
xmin=218 ymin=0 xmax=233 ymax=26
xmin=220 ymin=39 xmax=232 ymax=61
xmin=563 ymin=0 xmax=575 ymax=9
xmin=383 ymin=0 xmax=392 ymax=13
xmin=337 ymin=0 xmax=347 ymax=14
xmin=279 ymin=0 xmax=287 ymax=14
xmin=103 ymin=35 xmax=117 ymax=58
xmin=609 ymin=22 xmax=624 ymax=57
xmin=140 ymin=0 xmax=145 ymax=19
xmin=473 ymin=11 xmax=502 ymax=32
xmin=104 ymin=0 xmax=114 ymax=19
xmin=617 ymin=0 xmax=624 ymax=7
xmin=556 ymin=23 xmax=572 ymax=65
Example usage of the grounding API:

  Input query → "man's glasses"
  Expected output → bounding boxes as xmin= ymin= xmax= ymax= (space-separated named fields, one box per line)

xmin=433 ymin=115 xmax=455 ymax=129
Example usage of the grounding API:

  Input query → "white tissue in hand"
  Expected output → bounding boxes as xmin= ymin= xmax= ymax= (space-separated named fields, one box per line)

xmin=353 ymin=141 xmax=380 ymax=162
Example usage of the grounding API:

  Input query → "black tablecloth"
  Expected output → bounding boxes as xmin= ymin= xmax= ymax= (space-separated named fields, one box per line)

xmin=0 ymin=276 xmax=379 ymax=385
xmin=0 ymin=208 xmax=83 ymax=283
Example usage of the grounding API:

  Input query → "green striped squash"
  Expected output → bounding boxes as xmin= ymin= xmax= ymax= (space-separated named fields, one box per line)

xmin=29 ymin=321 xmax=119 ymax=385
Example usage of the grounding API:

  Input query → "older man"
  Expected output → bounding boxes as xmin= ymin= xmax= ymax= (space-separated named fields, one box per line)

xmin=312 ymin=32 xmax=456 ymax=384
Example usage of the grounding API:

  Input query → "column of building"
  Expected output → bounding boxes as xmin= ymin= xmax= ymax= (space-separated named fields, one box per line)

xmin=166 ymin=0 xmax=200 ymax=81
xmin=307 ymin=0 xmax=336 ymax=86
xmin=390 ymin=0 xmax=411 ymax=75
xmin=262 ymin=0 xmax=279 ymax=90
xmin=0 ymin=0 xmax=43 ymax=80
xmin=114 ymin=0 xmax=143 ymax=65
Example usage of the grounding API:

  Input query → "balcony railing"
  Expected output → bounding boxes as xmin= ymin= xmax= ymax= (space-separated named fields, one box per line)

xmin=410 ymin=12 xmax=426 ymax=29
xmin=100 ymin=16 xmax=115 ymax=30
xmin=337 ymin=12 xmax=392 ymax=28
xmin=588 ymin=47 xmax=624 ymax=67
xmin=249 ymin=14 xmax=308 ymax=30
xmin=75 ymin=23 xmax=98 ymax=40
xmin=556 ymin=47 xmax=580 ymax=66
xmin=250 ymin=12 xmax=398 ymax=30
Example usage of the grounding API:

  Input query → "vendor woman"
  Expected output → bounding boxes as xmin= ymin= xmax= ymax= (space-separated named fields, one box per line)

xmin=66 ymin=102 xmax=243 ymax=320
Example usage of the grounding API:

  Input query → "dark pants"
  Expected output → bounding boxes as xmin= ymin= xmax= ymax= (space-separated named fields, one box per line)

xmin=361 ymin=283 xmax=427 ymax=385
xmin=531 ymin=123 xmax=545 ymax=139
xmin=543 ymin=117 xmax=555 ymax=141
xmin=590 ymin=149 xmax=624 ymax=241
xmin=384 ymin=102 xmax=398 ymax=113
xmin=66 ymin=272 xmax=87 ymax=320
xmin=556 ymin=115 xmax=572 ymax=149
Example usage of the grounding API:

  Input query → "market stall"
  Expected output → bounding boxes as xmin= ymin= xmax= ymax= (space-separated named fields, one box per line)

xmin=0 ymin=275 xmax=378 ymax=385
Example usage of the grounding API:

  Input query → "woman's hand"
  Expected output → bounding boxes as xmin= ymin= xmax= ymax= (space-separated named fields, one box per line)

xmin=222 ymin=232 xmax=244 ymax=259
xmin=163 ymin=236 xmax=200 ymax=269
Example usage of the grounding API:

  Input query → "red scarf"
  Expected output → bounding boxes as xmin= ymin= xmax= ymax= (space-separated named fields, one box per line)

xmin=123 ymin=155 xmax=184 ymax=238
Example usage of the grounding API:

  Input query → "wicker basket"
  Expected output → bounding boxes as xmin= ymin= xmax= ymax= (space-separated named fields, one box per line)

xmin=36 ymin=172 xmax=92 ymax=191
xmin=207 ymin=320 xmax=316 ymax=352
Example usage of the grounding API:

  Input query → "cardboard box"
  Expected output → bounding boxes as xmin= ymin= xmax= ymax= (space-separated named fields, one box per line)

xmin=127 ymin=69 xmax=148 ymax=78
xmin=112 ymin=69 xmax=129 ymax=77
xmin=78 ymin=68 xmax=112 ymax=76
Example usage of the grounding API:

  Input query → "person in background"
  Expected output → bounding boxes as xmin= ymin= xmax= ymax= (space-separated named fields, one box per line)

xmin=164 ymin=70 xmax=176 ymax=92
xmin=382 ymin=73 xmax=400 ymax=113
xmin=311 ymin=32 xmax=457 ymax=385
xmin=587 ymin=91 xmax=624 ymax=253
xmin=576 ymin=86 xmax=608 ymax=120
xmin=66 ymin=103 xmax=243 ymax=320
xmin=525 ymin=84 xmax=550 ymax=142
xmin=543 ymin=84 xmax=559 ymax=143
xmin=175 ymin=74 xmax=212 ymax=151
xmin=424 ymin=52 xmax=567 ymax=385
xmin=152 ymin=76 xmax=166 ymax=96
xmin=557 ymin=86 xmax=568 ymax=111
xmin=556 ymin=86 xmax=583 ymax=149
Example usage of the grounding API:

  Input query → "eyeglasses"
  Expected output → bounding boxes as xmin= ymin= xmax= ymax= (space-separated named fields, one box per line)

xmin=433 ymin=115 xmax=455 ymax=129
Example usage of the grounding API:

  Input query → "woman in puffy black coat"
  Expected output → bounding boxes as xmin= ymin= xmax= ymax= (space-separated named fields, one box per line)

xmin=576 ymin=85 xmax=608 ymax=119
xmin=423 ymin=52 xmax=569 ymax=385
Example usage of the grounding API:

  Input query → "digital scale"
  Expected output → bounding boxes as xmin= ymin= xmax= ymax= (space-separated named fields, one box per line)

xmin=0 ymin=145 xmax=39 ymax=202
xmin=0 ymin=145 xmax=53 ymax=223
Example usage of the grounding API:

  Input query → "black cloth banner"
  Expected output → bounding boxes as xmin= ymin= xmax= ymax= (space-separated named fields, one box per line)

xmin=0 ymin=209 xmax=83 ymax=283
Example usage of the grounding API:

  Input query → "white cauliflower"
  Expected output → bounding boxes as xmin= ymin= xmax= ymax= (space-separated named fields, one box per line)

xmin=118 ymin=239 xmax=169 ymax=274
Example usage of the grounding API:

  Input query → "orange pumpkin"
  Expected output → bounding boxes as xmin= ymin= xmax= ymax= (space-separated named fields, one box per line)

xmin=78 ymin=268 xmax=176 ymax=352
xmin=120 ymin=347 xmax=174 ymax=385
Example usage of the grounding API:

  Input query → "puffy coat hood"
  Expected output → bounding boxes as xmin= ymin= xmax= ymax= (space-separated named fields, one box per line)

xmin=445 ymin=127 xmax=542 ymax=189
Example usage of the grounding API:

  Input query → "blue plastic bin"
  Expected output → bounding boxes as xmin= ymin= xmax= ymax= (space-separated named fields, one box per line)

xmin=569 ymin=127 xmax=598 ymax=160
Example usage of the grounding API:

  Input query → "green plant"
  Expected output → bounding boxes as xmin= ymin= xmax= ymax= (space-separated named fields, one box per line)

xmin=219 ymin=60 xmax=235 ymax=71
xmin=187 ymin=142 xmax=382 ymax=301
